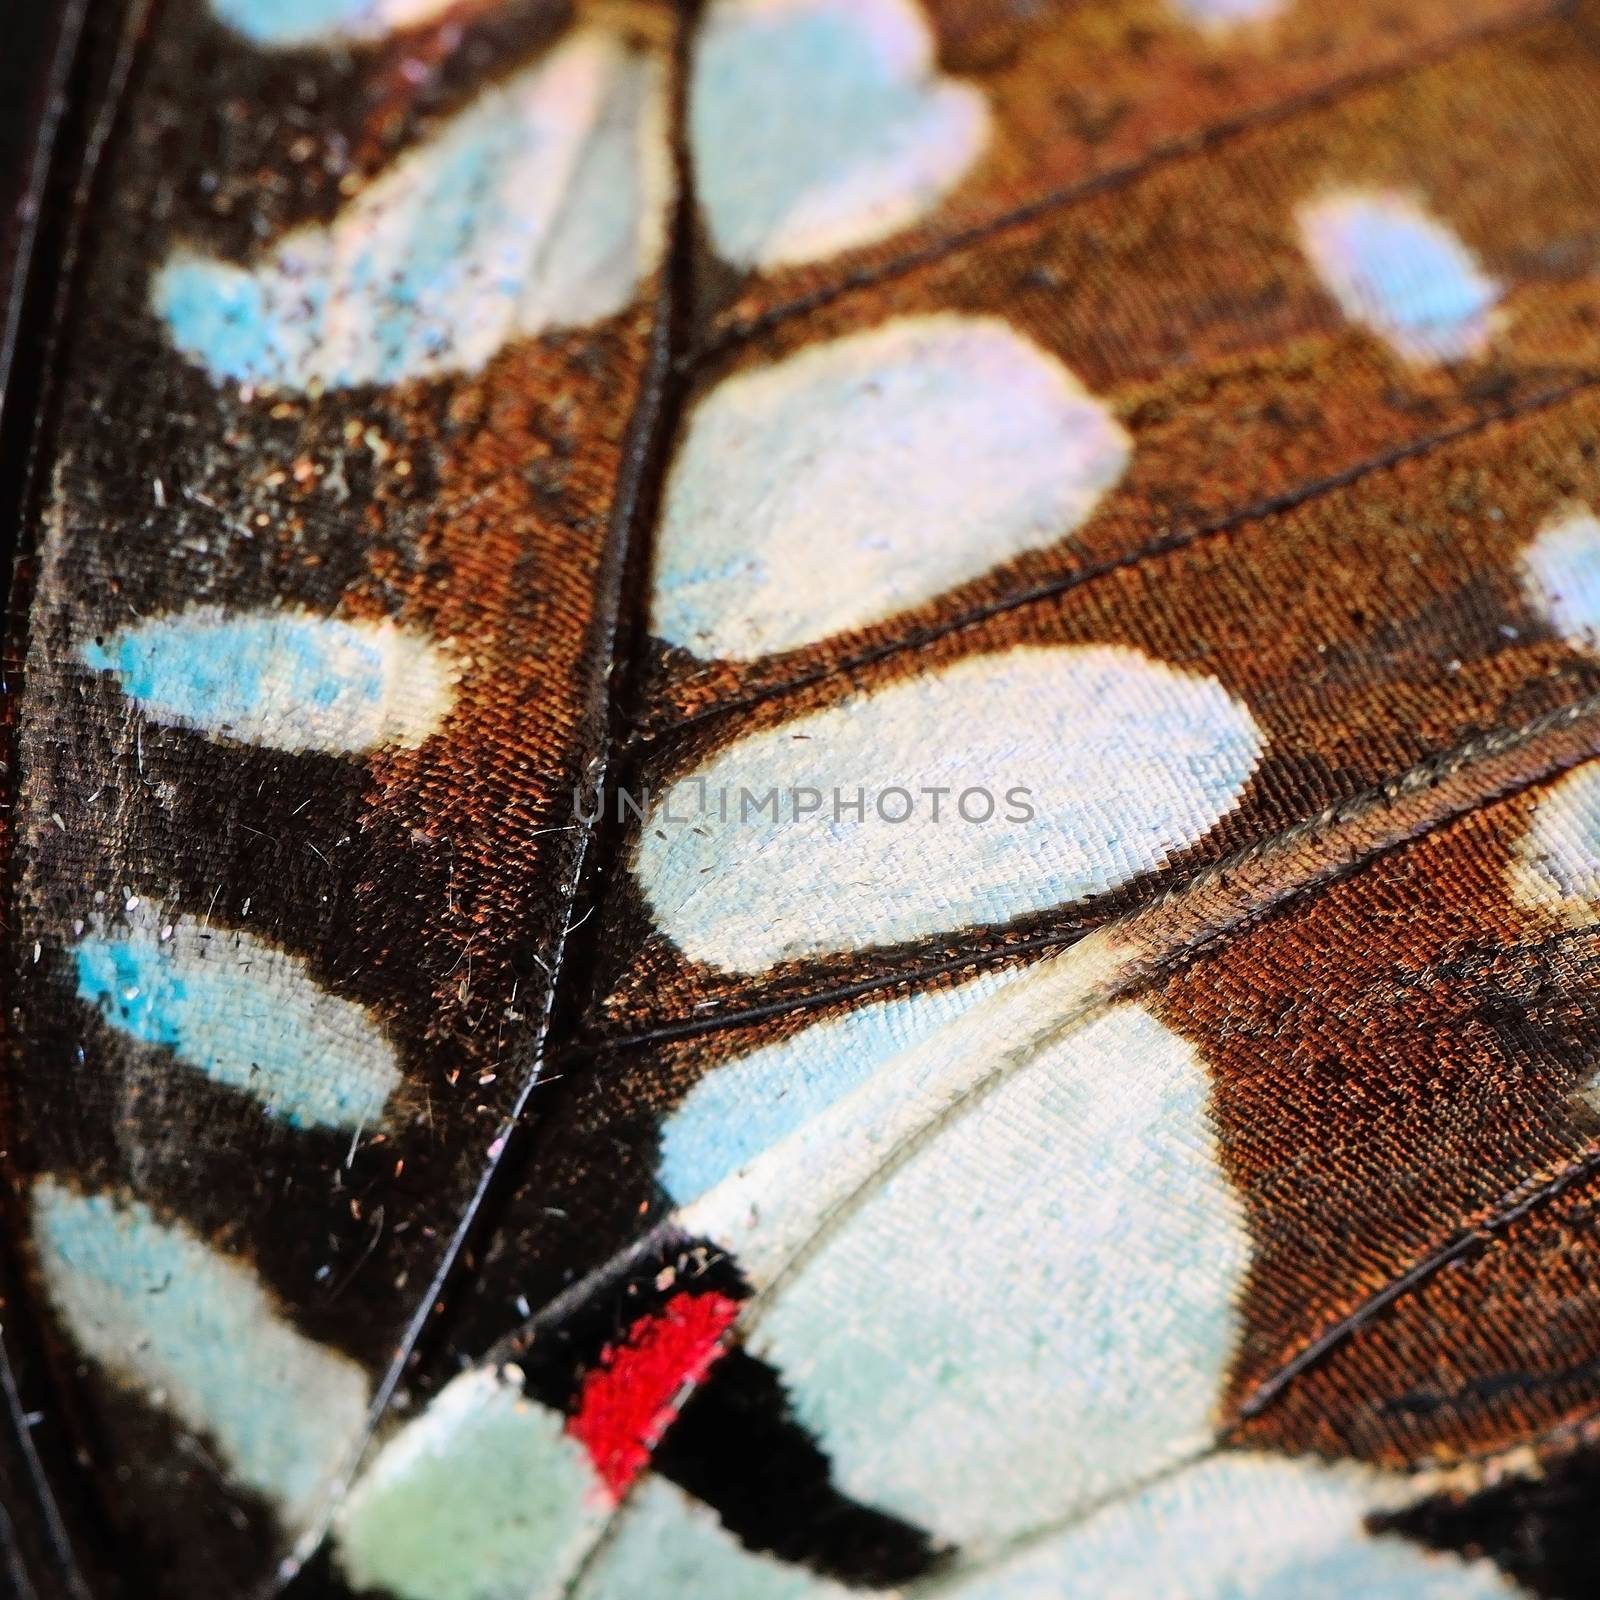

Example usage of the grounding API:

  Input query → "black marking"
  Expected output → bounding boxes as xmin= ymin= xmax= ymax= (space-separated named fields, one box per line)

xmin=654 ymin=1346 xmax=947 ymax=1589
xmin=1376 ymin=1443 xmax=1600 ymax=1599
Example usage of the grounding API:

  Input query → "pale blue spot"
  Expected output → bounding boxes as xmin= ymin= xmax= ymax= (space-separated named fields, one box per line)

xmin=575 ymin=1478 xmax=849 ymax=1600
xmin=1508 ymin=761 xmax=1600 ymax=934
xmin=83 ymin=607 xmax=454 ymax=754
xmin=752 ymin=1006 xmax=1249 ymax=1543
xmin=32 ymin=1179 xmax=370 ymax=1531
xmin=636 ymin=645 xmax=1265 ymax=973
xmin=1298 ymin=191 xmax=1500 ymax=364
xmin=210 ymin=0 xmax=448 ymax=48
xmin=963 ymin=1455 xmax=1515 ymax=1598
xmin=652 ymin=315 xmax=1129 ymax=661
xmin=154 ymin=259 xmax=307 ymax=385
xmin=334 ymin=1367 xmax=608 ymax=1600
xmin=154 ymin=33 xmax=667 ymax=390
xmin=75 ymin=914 xmax=400 ymax=1131
xmin=691 ymin=0 xmax=987 ymax=269
xmin=1521 ymin=505 xmax=1600 ymax=651
xmin=658 ymin=970 xmax=1017 ymax=1206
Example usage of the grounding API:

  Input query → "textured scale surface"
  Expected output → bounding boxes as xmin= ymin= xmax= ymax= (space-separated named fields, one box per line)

xmin=8 ymin=0 xmax=1600 ymax=1596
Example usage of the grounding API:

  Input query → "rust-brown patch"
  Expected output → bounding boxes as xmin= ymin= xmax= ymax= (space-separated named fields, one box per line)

xmin=652 ymin=11 xmax=1600 ymax=728
xmin=1155 ymin=775 xmax=1600 ymax=1466
xmin=699 ymin=0 xmax=1557 ymax=337
xmin=593 ymin=390 xmax=1600 ymax=1036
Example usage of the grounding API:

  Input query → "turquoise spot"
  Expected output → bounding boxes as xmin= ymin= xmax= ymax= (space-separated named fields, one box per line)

xmin=752 ymin=1006 xmax=1249 ymax=1543
xmin=82 ymin=608 xmax=447 ymax=754
xmin=210 ymin=0 xmax=421 ymax=48
xmin=152 ymin=257 xmax=318 ymax=392
xmin=574 ymin=1479 xmax=844 ymax=1600
xmin=151 ymin=88 xmax=536 ymax=390
xmin=691 ymin=0 xmax=983 ymax=268
xmin=1340 ymin=211 xmax=1491 ymax=337
xmin=973 ymin=1456 xmax=1518 ymax=1599
xmin=155 ymin=113 xmax=517 ymax=389
xmin=335 ymin=1368 xmax=606 ymax=1600
xmin=696 ymin=11 xmax=914 ymax=248
xmin=1175 ymin=0 xmax=1284 ymax=22
xmin=635 ymin=645 xmax=1265 ymax=972
xmin=75 ymin=919 xmax=400 ymax=1131
xmin=1509 ymin=756 xmax=1600 ymax=915
xmin=152 ymin=35 xmax=662 ymax=392
xmin=32 ymin=1180 xmax=370 ymax=1529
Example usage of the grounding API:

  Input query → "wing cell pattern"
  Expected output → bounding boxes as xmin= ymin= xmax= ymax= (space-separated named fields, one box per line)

xmin=8 ymin=1 xmax=1600 ymax=1596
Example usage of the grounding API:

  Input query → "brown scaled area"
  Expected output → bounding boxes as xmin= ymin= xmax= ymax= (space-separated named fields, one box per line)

xmin=1154 ymin=774 xmax=1600 ymax=1467
xmin=358 ymin=317 xmax=656 ymax=1042
xmin=702 ymin=0 xmax=1553 ymax=334
xmin=591 ymin=387 xmax=1600 ymax=1037
xmin=654 ymin=8 xmax=1600 ymax=729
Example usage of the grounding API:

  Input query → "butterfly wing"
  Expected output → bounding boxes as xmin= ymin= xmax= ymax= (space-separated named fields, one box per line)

xmin=7 ymin=0 xmax=1600 ymax=1596
xmin=3 ymin=0 xmax=676 ymax=1588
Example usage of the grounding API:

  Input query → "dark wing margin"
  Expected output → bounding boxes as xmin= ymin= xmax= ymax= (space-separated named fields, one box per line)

xmin=2 ymin=1 xmax=133 ymax=1593
xmin=2 ymin=0 xmax=685 ymax=1592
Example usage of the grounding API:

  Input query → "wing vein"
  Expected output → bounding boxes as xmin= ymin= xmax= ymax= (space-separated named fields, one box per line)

xmin=584 ymin=689 xmax=1600 ymax=1054
xmin=488 ymin=689 xmax=1600 ymax=1597
xmin=629 ymin=366 xmax=1600 ymax=750
xmin=694 ymin=0 xmax=1573 ymax=360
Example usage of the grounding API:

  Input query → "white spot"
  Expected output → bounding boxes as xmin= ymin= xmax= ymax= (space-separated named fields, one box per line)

xmin=1520 ymin=504 xmax=1600 ymax=652
xmin=635 ymin=644 xmax=1263 ymax=973
xmin=680 ymin=936 xmax=1121 ymax=1288
xmin=950 ymin=1454 xmax=1515 ymax=1598
xmin=1512 ymin=515 xmax=1600 ymax=952
xmin=1508 ymin=768 xmax=1600 ymax=1116
xmin=690 ymin=0 xmax=989 ymax=270
xmin=1508 ymin=757 xmax=1600 ymax=917
xmin=32 ymin=1180 xmax=370 ymax=1533
xmin=658 ymin=967 xmax=1022 ymax=1206
xmin=154 ymin=29 xmax=670 ymax=390
xmin=1296 ymin=191 xmax=1501 ymax=365
xmin=83 ymin=605 xmax=456 ymax=755
xmin=1172 ymin=0 xmax=1288 ymax=26
xmin=335 ymin=1368 xmax=607 ymax=1600
xmin=651 ymin=316 xmax=1129 ymax=661
xmin=748 ymin=1004 xmax=1249 ymax=1544
xmin=209 ymin=0 xmax=456 ymax=48
xmin=74 ymin=908 xmax=401 ymax=1131
xmin=573 ymin=1477 xmax=849 ymax=1600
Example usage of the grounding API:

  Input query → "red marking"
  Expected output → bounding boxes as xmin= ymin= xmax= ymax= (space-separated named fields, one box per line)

xmin=567 ymin=1289 xmax=740 ymax=1498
